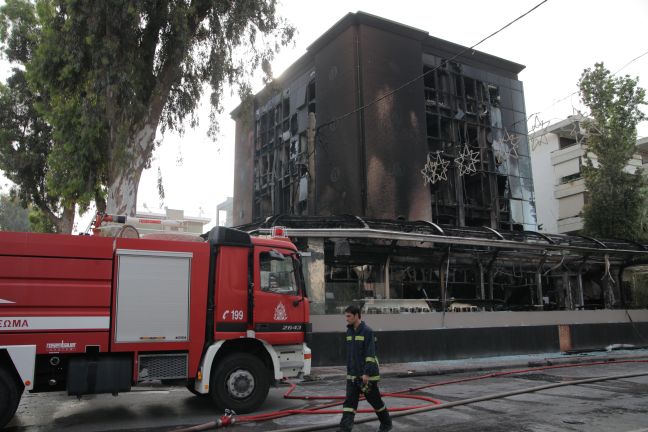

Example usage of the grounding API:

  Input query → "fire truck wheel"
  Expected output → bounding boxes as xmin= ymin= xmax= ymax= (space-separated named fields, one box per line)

xmin=0 ymin=367 xmax=22 ymax=429
xmin=210 ymin=353 xmax=270 ymax=414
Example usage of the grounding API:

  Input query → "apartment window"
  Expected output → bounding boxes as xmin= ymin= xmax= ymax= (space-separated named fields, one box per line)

xmin=559 ymin=136 xmax=577 ymax=149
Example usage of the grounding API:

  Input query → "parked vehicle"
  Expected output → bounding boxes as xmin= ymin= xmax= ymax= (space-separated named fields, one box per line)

xmin=0 ymin=224 xmax=311 ymax=428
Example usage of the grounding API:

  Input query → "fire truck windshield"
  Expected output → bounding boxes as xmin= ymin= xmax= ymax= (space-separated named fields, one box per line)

xmin=260 ymin=252 xmax=299 ymax=296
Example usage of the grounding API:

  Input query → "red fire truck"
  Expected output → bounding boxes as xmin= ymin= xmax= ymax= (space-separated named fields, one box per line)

xmin=0 ymin=225 xmax=311 ymax=428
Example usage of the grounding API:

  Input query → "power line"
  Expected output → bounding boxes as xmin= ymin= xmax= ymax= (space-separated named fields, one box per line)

xmin=317 ymin=0 xmax=549 ymax=132
xmin=613 ymin=49 xmax=648 ymax=75
xmin=531 ymin=47 xmax=648 ymax=121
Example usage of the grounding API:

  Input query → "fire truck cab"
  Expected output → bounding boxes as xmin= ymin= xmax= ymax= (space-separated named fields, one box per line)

xmin=0 ymin=226 xmax=311 ymax=428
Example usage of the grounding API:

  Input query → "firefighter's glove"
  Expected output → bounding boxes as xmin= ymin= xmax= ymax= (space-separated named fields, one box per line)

xmin=360 ymin=381 xmax=372 ymax=394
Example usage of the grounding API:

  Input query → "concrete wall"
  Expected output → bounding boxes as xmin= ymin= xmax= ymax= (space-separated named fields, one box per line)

xmin=232 ymin=103 xmax=255 ymax=226
xmin=303 ymin=238 xmax=326 ymax=315
xmin=309 ymin=310 xmax=648 ymax=366
xmin=310 ymin=309 xmax=648 ymax=332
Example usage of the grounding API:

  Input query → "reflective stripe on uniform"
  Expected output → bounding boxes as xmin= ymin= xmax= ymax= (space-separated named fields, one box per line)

xmin=343 ymin=407 xmax=356 ymax=413
xmin=375 ymin=405 xmax=387 ymax=412
xmin=346 ymin=336 xmax=353 ymax=341
xmin=365 ymin=356 xmax=377 ymax=363
xmin=355 ymin=335 xmax=365 ymax=341
xmin=348 ymin=374 xmax=379 ymax=381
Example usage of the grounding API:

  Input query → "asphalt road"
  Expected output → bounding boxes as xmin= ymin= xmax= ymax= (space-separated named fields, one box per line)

xmin=5 ymin=361 xmax=648 ymax=432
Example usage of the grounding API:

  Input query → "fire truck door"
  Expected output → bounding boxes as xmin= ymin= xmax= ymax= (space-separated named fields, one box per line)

xmin=253 ymin=247 xmax=306 ymax=345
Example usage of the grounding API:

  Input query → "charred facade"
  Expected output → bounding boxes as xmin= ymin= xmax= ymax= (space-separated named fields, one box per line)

xmin=232 ymin=12 xmax=535 ymax=231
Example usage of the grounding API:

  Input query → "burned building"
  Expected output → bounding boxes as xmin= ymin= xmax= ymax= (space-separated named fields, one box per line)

xmin=232 ymin=12 xmax=536 ymax=231
xmin=231 ymin=13 xmax=648 ymax=365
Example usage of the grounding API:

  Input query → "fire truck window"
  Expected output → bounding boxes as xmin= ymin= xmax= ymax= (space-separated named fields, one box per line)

xmin=260 ymin=252 xmax=299 ymax=295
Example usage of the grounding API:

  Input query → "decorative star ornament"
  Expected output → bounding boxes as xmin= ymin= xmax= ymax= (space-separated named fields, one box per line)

xmin=587 ymin=122 xmax=604 ymax=137
xmin=568 ymin=121 xmax=580 ymax=138
xmin=568 ymin=121 xmax=587 ymax=146
xmin=530 ymin=133 xmax=548 ymax=151
xmin=502 ymin=128 xmax=520 ymax=159
xmin=421 ymin=152 xmax=449 ymax=185
xmin=529 ymin=114 xmax=548 ymax=134
xmin=454 ymin=144 xmax=480 ymax=176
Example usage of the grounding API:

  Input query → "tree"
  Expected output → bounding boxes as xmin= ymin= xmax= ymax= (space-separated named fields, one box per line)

xmin=0 ymin=69 xmax=76 ymax=233
xmin=1 ymin=0 xmax=294 ymax=215
xmin=578 ymin=63 xmax=647 ymax=241
xmin=28 ymin=206 xmax=56 ymax=233
xmin=0 ymin=193 xmax=31 ymax=231
xmin=0 ymin=0 xmax=76 ymax=233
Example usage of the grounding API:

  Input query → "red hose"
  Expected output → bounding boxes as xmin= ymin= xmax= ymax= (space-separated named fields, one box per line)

xmin=173 ymin=357 xmax=648 ymax=429
xmin=235 ymin=384 xmax=442 ymax=423
xmin=238 ymin=358 xmax=648 ymax=424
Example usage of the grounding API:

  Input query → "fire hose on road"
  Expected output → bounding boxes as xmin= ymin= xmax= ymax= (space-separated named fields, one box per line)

xmin=171 ymin=358 xmax=648 ymax=432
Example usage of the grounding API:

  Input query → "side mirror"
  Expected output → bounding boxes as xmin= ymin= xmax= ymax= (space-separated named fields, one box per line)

xmin=268 ymin=249 xmax=286 ymax=261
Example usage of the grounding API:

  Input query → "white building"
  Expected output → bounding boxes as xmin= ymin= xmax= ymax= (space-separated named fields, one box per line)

xmin=530 ymin=115 xmax=648 ymax=234
xmin=216 ymin=197 xmax=234 ymax=227
xmin=132 ymin=208 xmax=210 ymax=234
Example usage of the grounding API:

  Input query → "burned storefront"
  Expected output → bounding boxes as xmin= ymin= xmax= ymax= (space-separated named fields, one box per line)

xmin=241 ymin=216 xmax=648 ymax=364
xmin=242 ymin=215 xmax=648 ymax=313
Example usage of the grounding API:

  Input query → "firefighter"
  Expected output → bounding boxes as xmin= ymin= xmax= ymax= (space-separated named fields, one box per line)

xmin=338 ymin=304 xmax=393 ymax=432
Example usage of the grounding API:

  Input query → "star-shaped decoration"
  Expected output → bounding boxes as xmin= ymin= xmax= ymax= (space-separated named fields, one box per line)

xmin=530 ymin=133 xmax=549 ymax=151
xmin=454 ymin=144 xmax=480 ymax=176
xmin=587 ymin=122 xmax=604 ymax=137
xmin=529 ymin=114 xmax=545 ymax=133
xmin=568 ymin=121 xmax=580 ymax=138
xmin=421 ymin=152 xmax=449 ymax=185
xmin=502 ymin=128 xmax=520 ymax=159
xmin=568 ymin=121 xmax=587 ymax=146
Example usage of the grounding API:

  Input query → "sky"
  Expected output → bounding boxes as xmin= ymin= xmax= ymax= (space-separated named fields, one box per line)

xmin=1 ymin=0 xmax=647 ymax=232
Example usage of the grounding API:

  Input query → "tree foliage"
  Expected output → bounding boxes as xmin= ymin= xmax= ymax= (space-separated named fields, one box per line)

xmin=0 ymin=193 xmax=31 ymax=231
xmin=28 ymin=205 xmax=56 ymax=232
xmin=578 ymin=63 xmax=647 ymax=241
xmin=1 ymin=0 xmax=294 ymax=215
xmin=0 ymin=192 xmax=58 ymax=233
xmin=0 ymin=68 xmax=75 ymax=233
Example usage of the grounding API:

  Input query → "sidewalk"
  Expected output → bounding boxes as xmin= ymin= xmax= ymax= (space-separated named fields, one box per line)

xmin=308 ymin=348 xmax=648 ymax=381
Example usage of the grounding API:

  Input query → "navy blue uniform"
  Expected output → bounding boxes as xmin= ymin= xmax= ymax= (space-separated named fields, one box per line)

xmin=339 ymin=321 xmax=391 ymax=431
xmin=345 ymin=321 xmax=380 ymax=380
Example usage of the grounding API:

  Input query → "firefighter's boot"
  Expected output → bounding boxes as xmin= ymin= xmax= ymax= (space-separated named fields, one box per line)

xmin=376 ymin=409 xmax=392 ymax=432
xmin=338 ymin=411 xmax=355 ymax=432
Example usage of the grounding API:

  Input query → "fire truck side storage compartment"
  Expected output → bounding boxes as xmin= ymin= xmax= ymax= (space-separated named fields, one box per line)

xmin=114 ymin=250 xmax=192 ymax=343
xmin=67 ymin=356 xmax=132 ymax=396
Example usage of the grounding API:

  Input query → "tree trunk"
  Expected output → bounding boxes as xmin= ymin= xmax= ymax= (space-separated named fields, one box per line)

xmin=54 ymin=205 xmax=76 ymax=234
xmin=106 ymin=122 xmax=158 ymax=215
xmin=41 ymin=203 xmax=75 ymax=234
